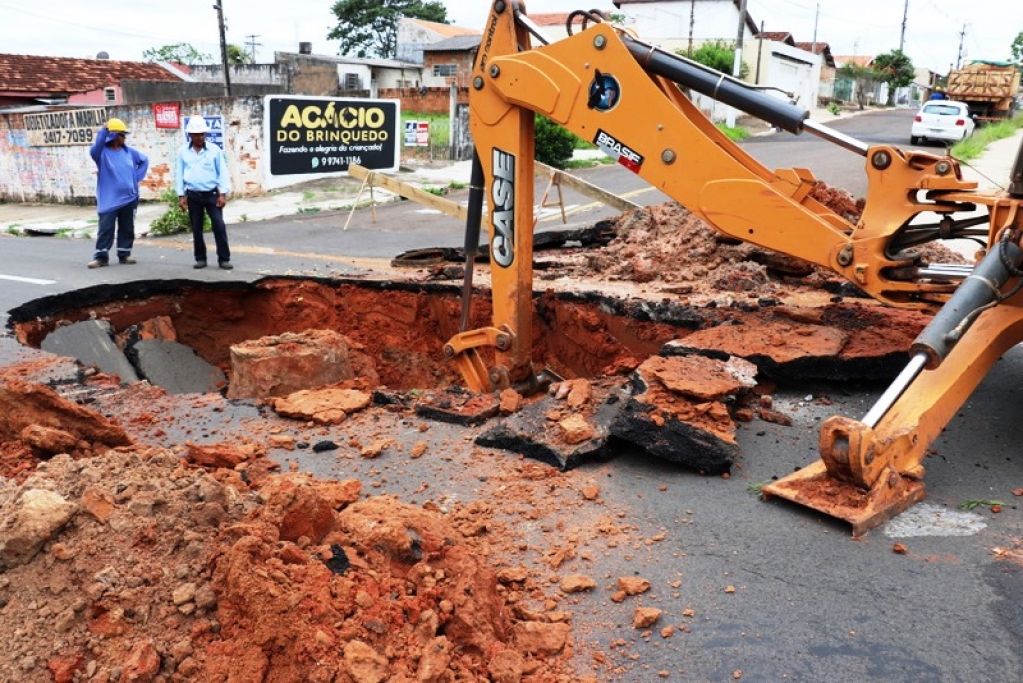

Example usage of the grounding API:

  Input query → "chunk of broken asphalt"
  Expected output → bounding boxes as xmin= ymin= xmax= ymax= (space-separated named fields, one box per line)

xmin=312 ymin=440 xmax=338 ymax=452
xmin=476 ymin=381 xmax=630 ymax=471
xmin=324 ymin=543 xmax=350 ymax=575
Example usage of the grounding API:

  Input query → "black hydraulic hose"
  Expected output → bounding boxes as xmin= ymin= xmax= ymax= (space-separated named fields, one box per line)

xmin=621 ymin=35 xmax=809 ymax=135
xmin=912 ymin=234 xmax=1023 ymax=367
xmin=460 ymin=150 xmax=486 ymax=332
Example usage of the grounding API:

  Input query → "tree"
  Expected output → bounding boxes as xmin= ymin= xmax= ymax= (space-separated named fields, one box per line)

xmin=677 ymin=40 xmax=749 ymax=80
xmin=1011 ymin=31 xmax=1023 ymax=66
xmin=838 ymin=63 xmax=877 ymax=110
xmin=872 ymin=49 xmax=915 ymax=105
xmin=226 ymin=44 xmax=250 ymax=65
xmin=535 ymin=115 xmax=577 ymax=169
xmin=142 ymin=43 xmax=212 ymax=65
xmin=328 ymin=0 xmax=448 ymax=59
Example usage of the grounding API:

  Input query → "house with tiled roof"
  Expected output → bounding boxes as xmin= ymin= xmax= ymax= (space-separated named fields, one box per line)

xmin=397 ymin=18 xmax=481 ymax=64
xmin=421 ymin=36 xmax=482 ymax=90
xmin=613 ymin=0 xmax=823 ymax=113
xmin=0 ymin=54 xmax=189 ymax=108
xmin=795 ymin=42 xmax=837 ymax=102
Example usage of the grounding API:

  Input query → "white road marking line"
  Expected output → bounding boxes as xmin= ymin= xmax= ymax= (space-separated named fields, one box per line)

xmin=0 ymin=274 xmax=57 ymax=285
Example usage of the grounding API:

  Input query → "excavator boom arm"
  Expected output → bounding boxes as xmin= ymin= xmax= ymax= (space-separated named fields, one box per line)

xmin=448 ymin=1 xmax=1023 ymax=534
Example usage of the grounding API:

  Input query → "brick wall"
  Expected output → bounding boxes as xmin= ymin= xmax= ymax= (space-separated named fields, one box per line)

xmin=378 ymin=86 xmax=469 ymax=115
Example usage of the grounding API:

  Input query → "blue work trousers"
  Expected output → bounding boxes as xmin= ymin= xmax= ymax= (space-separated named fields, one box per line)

xmin=186 ymin=191 xmax=231 ymax=264
xmin=93 ymin=199 xmax=138 ymax=262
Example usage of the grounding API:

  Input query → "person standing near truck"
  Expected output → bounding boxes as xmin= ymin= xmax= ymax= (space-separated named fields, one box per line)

xmin=87 ymin=118 xmax=149 ymax=268
xmin=175 ymin=115 xmax=233 ymax=269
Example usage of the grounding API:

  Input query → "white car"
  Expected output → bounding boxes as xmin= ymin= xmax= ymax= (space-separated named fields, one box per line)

xmin=910 ymin=100 xmax=975 ymax=145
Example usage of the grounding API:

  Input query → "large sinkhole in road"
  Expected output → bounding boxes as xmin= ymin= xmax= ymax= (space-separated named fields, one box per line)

xmin=7 ymin=275 xmax=927 ymax=473
xmin=9 ymin=276 xmax=705 ymax=392
xmin=8 ymin=274 xmax=926 ymax=396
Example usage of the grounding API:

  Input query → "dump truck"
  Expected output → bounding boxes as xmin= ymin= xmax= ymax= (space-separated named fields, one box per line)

xmin=447 ymin=1 xmax=1023 ymax=535
xmin=945 ymin=60 xmax=1020 ymax=121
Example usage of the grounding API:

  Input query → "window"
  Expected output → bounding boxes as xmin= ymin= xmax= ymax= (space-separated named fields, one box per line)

xmin=104 ymin=88 xmax=116 ymax=103
xmin=432 ymin=64 xmax=457 ymax=78
xmin=922 ymin=104 xmax=965 ymax=116
xmin=343 ymin=73 xmax=362 ymax=90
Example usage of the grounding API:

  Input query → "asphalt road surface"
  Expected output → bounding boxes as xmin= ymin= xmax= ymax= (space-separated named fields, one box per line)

xmin=1 ymin=106 xmax=1021 ymax=681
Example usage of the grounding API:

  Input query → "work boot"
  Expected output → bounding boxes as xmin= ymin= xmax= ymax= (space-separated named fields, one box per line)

xmin=119 ymin=256 xmax=137 ymax=265
xmin=194 ymin=260 xmax=207 ymax=269
xmin=219 ymin=261 xmax=234 ymax=270
xmin=87 ymin=259 xmax=108 ymax=269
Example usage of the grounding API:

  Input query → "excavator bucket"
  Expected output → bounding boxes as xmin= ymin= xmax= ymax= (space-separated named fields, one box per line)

xmin=762 ymin=462 xmax=926 ymax=537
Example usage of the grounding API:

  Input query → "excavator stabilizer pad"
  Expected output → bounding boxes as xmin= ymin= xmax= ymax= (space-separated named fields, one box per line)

xmin=762 ymin=461 xmax=927 ymax=536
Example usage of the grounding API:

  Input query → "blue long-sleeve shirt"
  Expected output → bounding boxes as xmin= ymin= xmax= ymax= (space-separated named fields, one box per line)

xmin=174 ymin=141 xmax=231 ymax=196
xmin=90 ymin=127 xmax=149 ymax=214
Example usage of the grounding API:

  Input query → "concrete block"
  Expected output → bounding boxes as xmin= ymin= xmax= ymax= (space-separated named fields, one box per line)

xmin=40 ymin=320 xmax=139 ymax=383
xmin=128 ymin=339 xmax=226 ymax=394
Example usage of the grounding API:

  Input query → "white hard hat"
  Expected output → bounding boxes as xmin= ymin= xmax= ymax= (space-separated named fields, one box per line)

xmin=185 ymin=116 xmax=209 ymax=134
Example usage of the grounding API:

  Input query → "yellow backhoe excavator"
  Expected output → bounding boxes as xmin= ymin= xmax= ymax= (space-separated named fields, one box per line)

xmin=444 ymin=1 xmax=1023 ymax=535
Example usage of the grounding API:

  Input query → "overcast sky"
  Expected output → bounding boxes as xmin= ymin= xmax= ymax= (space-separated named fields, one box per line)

xmin=0 ymin=1 xmax=1017 ymax=75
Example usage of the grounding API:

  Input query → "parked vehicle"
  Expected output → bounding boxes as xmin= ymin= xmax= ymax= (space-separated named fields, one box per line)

xmin=910 ymin=100 xmax=975 ymax=145
xmin=945 ymin=61 xmax=1020 ymax=121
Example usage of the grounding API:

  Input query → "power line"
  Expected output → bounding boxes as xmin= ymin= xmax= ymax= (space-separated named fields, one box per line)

xmin=245 ymin=34 xmax=263 ymax=63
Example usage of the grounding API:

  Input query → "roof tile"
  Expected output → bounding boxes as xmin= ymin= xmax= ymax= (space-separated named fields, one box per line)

xmin=0 ymin=54 xmax=183 ymax=96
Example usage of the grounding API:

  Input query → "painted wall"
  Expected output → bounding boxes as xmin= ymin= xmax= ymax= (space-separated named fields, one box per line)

xmin=0 ymin=97 xmax=266 ymax=204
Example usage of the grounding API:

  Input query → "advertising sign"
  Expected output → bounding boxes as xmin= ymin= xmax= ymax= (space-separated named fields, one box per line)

xmin=404 ymin=120 xmax=429 ymax=147
xmin=153 ymin=103 xmax=180 ymax=129
xmin=265 ymin=95 xmax=399 ymax=177
xmin=182 ymin=114 xmax=224 ymax=148
xmin=24 ymin=107 xmax=107 ymax=147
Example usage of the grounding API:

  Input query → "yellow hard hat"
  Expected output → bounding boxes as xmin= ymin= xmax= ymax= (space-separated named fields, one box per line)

xmin=106 ymin=118 xmax=128 ymax=133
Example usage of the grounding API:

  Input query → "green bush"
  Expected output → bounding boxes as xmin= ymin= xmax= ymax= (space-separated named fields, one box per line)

xmin=149 ymin=188 xmax=210 ymax=236
xmin=535 ymin=114 xmax=578 ymax=169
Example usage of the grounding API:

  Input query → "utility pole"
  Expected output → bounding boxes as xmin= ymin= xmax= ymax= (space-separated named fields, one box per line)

xmin=899 ymin=0 xmax=908 ymax=53
xmin=956 ymin=24 xmax=967 ymax=69
xmin=811 ymin=2 xmax=819 ymax=54
xmin=245 ymin=34 xmax=262 ymax=63
xmin=214 ymin=1 xmax=232 ymax=96
xmin=726 ymin=0 xmax=747 ymax=127
xmin=688 ymin=0 xmax=695 ymax=54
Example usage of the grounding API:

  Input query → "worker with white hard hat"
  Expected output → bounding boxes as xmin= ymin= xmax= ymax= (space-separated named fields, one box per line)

xmin=175 ymin=114 xmax=233 ymax=269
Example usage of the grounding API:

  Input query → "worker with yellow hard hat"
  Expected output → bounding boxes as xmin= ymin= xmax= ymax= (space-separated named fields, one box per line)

xmin=87 ymin=117 xmax=149 ymax=268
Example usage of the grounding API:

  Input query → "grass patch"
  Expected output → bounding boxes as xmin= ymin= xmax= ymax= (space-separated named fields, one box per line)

xmin=957 ymin=499 xmax=1004 ymax=510
xmin=717 ymin=124 xmax=750 ymax=142
xmin=149 ymin=188 xmax=210 ymax=236
xmin=950 ymin=114 xmax=1023 ymax=161
xmin=564 ymin=156 xmax=613 ymax=170
xmin=297 ymin=206 xmax=321 ymax=214
xmin=746 ymin=480 xmax=772 ymax=499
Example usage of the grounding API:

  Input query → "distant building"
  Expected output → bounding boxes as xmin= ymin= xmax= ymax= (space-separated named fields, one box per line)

xmin=0 ymin=53 xmax=189 ymax=107
xmin=397 ymin=18 xmax=481 ymax=64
